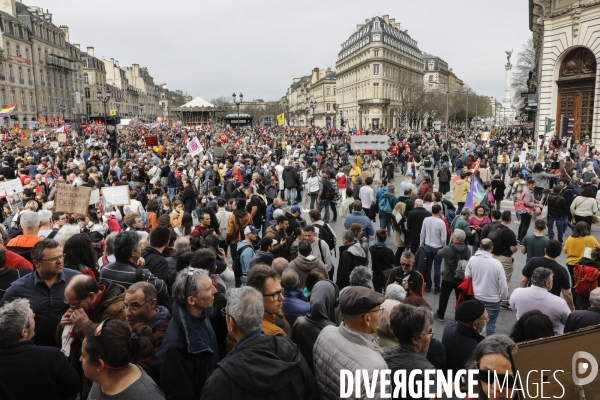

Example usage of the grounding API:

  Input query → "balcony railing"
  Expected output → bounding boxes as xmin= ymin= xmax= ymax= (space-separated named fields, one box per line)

xmin=357 ymin=98 xmax=391 ymax=105
xmin=19 ymin=78 xmax=24 ymax=84
xmin=28 ymin=79 xmax=33 ymax=85
xmin=9 ymin=76 xmax=14 ymax=82
xmin=0 ymin=75 xmax=5 ymax=81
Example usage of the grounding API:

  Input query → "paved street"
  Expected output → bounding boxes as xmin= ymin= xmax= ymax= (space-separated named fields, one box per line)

xmin=293 ymin=170 xmax=600 ymax=337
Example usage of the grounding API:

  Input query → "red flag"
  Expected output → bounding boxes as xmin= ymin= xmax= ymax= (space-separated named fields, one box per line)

xmin=3 ymin=131 xmax=7 ymax=141
xmin=236 ymin=138 xmax=241 ymax=147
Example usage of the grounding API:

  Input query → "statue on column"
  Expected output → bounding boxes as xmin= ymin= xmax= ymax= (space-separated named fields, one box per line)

xmin=505 ymin=50 xmax=513 ymax=63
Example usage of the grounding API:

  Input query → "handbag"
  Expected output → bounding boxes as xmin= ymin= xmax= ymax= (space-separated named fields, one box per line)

xmin=514 ymin=199 xmax=530 ymax=215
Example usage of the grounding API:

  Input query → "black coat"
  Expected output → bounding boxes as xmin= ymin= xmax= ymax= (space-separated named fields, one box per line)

xmin=157 ymin=303 xmax=217 ymax=400
xmin=441 ymin=322 xmax=484 ymax=374
xmin=0 ymin=341 xmax=80 ymax=400
xmin=406 ymin=207 xmax=432 ymax=245
xmin=180 ymin=187 xmax=196 ymax=213
xmin=383 ymin=345 xmax=435 ymax=400
xmin=282 ymin=166 xmax=299 ymax=189
xmin=141 ymin=247 xmax=171 ymax=286
xmin=291 ymin=315 xmax=336 ymax=374
xmin=336 ymin=243 xmax=368 ymax=291
xmin=369 ymin=244 xmax=395 ymax=290
xmin=564 ymin=307 xmax=600 ymax=333
xmin=201 ymin=334 xmax=320 ymax=400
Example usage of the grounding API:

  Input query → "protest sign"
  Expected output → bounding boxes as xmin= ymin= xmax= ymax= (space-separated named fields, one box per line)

xmin=145 ymin=136 xmax=158 ymax=146
xmin=53 ymin=183 xmax=93 ymax=216
xmin=0 ymin=179 xmax=24 ymax=210
xmin=101 ymin=186 xmax=130 ymax=206
xmin=49 ymin=141 xmax=59 ymax=149
xmin=187 ymin=137 xmax=203 ymax=156
xmin=58 ymin=133 xmax=67 ymax=143
xmin=20 ymin=139 xmax=33 ymax=147
xmin=89 ymin=189 xmax=100 ymax=206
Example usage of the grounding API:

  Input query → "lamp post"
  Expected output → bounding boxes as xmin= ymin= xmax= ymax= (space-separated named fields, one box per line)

xmin=139 ymin=104 xmax=144 ymax=121
xmin=232 ymin=92 xmax=243 ymax=128
xmin=359 ymin=107 xmax=363 ymax=130
xmin=97 ymin=88 xmax=110 ymax=128
xmin=115 ymin=99 xmax=121 ymax=124
xmin=309 ymin=100 xmax=317 ymax=129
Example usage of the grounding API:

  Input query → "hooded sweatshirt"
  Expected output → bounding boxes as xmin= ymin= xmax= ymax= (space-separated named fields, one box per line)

xmin=289 ymin=254 xmax=328 ymax=289
xmin=336 ymin=242 xmax=368 ymax=290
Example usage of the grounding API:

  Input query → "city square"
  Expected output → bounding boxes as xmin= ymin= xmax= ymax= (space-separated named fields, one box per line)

xmin=0 ymin=0 xmax=598 ymax=400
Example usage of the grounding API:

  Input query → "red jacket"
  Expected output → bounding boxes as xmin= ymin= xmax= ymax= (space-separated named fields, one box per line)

xmin=456 ymin=278 xmax=474 ymax=309
xmin=336 ymin=173 xmax=347 ymax=189
xmin=5 ymin=248 xmax=33 ymax=270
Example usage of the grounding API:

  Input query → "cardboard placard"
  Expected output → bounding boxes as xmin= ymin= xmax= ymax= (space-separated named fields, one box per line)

xmin=145 ymin=136 xmax=158 ymax=146
xmin=20 ymin=139 xmax=33 ymax=147
xmin=509 ymin=325 xmax=600 ymax=399
xmin=300 ymin=127 xmax=309 ymax=134
xmin=23 ymin=129 xmax=34 ymax=136
xmin=89 ymin=189 xmax=100 ymax=206
xmin=57 ymin=133 xmax=67 ymax=143
xmin=120 ymin=129 xmax=129 ymax=136
xmin=101 ymin=185 xmax=131 ymax=206
xmin=49 ymin=141 xmax=59 ymax=148
xmin=53 ymin=183 xmax=93 ymax=216
xmin=0 ymin=178 xmax=23 ymax=198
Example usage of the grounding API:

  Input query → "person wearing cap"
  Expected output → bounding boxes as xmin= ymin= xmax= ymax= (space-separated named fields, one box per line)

xmin=249 ymin=237 xmax=276 ymax=270
xmin=313 ymin=286 xmax=387 ymax=398
xmin=285 ymin=205 xmax=303 ymax=236
xmin=441 ymin=299 xmax=487 ymax=375
xmin=265 ymin=215 xmax=290 ymax=259
xmin=238 ymin=225 xmax=258 ymax=284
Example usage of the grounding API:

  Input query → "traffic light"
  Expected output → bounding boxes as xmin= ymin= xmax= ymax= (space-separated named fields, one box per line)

xmin=107 ymin=130 xmax=117 ymax=151
xmin=545 ymin=117 xmax=555 ymax=134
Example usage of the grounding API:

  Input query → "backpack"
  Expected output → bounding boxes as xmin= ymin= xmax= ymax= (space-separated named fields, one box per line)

xmin=105 ymin=214 xmax=121 ymax=233
xmin=352 ymin=183 xmax=362 ymax=200
xmin=254 ymin=195 xmax=267 ymax=217
xmin=321 ymin=180 xmax=335 ymax=201
xmin=574 ymin=264 xmax=600 ymax=297
xmin=455 ymin=158 xmax=464 ymax=169
xmin=379 ymin=194 xmax=393 ymax=214
xmin=449 ymin=244 xmax=469 ymax=280
xmin=486 ymin=224 xmax=507 ymax=251
xmin=445 ymin=208 xmax=456 ymax=226
xmin=318 ymin=223 xmax=336 ymax=255
xmin=174 ymin=172 xmax=183 ymax=189
xmin=423 ymin=157 xmax=432 ymax=168
xmin=201 ymin=179 xmax=214 ymax=195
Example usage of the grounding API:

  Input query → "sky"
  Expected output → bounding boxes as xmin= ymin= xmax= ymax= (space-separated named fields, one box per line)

xmin=27 ymin=0 xmax=531 ymax=104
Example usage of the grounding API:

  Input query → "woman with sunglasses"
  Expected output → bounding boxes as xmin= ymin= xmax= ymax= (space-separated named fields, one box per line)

xmin=81 ymin=319 xmax=165 ymax=399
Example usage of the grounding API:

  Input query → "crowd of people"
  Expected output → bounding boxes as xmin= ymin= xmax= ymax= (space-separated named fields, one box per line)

xmin=0 ymin=123 xmax=598 ymax=399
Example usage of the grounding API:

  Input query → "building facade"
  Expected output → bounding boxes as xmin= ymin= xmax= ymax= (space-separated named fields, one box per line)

xmin=286 ymin=75 xmax=311 ymax=126
xmin=335 ymin=15 xmax=424 ymax=130
xmin=423 ymin=54 xmax=449 ymax=92
xmin=530 ymin=0 xmax=600 ymax=145
xmin=125 ymin=64 xmax=158 ymax=121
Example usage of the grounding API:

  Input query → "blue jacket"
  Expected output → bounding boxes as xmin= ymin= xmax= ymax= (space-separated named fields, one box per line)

xmin=281 ymin=289 xmax=310 ymax=327
xmin=157 ymin=303 xmax=217 ymax=400
xmin=238 ymin=240 xmax=255 ymax=283
xmin=344 ymin=211 xmax=375 ymax=242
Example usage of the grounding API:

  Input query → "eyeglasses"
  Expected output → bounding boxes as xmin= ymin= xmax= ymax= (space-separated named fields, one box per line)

xmin=400 ymin=263 xmax=412 ymax=268
xmin=263 ymin=290 xmax=283 ymax=301
xmin=64 ymin=298 xmax=83 ymax=309
xmin=121 ymin=299 xmax=152 ymax=312
xmin=40 ymin=254 xmax=64 ymax=262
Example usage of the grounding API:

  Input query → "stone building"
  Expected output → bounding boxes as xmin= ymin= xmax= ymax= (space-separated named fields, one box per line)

xmin=530 ymin=0 xmax=600 ymax=144
xmin=0 ymin=1 xmax=36 ymax=128
xmin=79 ymin=47 xmax=107 ymax=119
xmin=286 ymin=75 xmax=311 ymax=126
xmin=284 ymin=68 xmax=337 ymax=128
xmin=125 ymin=64 xmax=158 ymax=121
xmin=16 ymin=3 xmax=76 ymax=123
xmin=423 ymin=54 xmax=449 ymax=92
xmin=335 ymin=15 xmax=424 ymax=130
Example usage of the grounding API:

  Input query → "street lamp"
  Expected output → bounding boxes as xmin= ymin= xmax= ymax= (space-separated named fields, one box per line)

xmin=59 ymin=104 xmax=65 ymax=122
xmin=358 ymin=107 xmax=363 ymax=130
xmin=309 ymin=100 xmax=317 ymax=128
xmin=115 ymin=99 xmax=121 ymax=124
xmin=139 ymin=104 xmax=144 ymax=121
xmin=232 ymin=92 xmax=243 ymax=128
xmin=97 ymin=88 xmax=110 ymax=127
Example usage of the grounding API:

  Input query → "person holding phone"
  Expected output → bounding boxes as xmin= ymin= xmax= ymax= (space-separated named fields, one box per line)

xmin=384 ymin=250 xmax=424 ymax=297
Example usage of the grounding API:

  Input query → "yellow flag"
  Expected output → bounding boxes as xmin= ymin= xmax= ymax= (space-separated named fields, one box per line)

xmin=276 ymin=113 xmax=285 ymax=125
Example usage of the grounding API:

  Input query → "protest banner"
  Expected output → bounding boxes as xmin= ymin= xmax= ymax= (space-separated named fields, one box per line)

xmin=350 ymin=134 xmax=390 ymax=150
xmin=187 ymin=136 xmax=203 ymax=156
xmin=53 ymin=183 xmax=93 ymax=216
xmin=58 ymin=133 xmax=67 ymax=143
xmin=101 ymin=185 xmax=130 ymax=206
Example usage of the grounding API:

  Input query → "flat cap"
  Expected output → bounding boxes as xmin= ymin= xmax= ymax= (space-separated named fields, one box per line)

xmin=455 ymin=300 xmax=486 ymax=322
xmin=339 ymin=286 xmax=385 ymax=315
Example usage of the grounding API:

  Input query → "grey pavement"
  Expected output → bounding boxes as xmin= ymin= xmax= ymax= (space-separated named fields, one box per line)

xmin=292 ymin=170 xmax=600 ymax=338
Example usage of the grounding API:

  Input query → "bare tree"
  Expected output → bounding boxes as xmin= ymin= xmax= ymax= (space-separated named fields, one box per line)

xmin=511 ymin=37 xmax=536 ymax=108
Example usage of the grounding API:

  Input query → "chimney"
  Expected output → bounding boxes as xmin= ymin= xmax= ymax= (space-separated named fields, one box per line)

xmin=115 ymin=60 xmax=119 ymax=67
xmin=356 ymin=24 xmax=364 ymax=31
xmin=365 ymin=19 xmax=370 ymax=24
xmin=0 ymin=0 xmax=16 ymax=17
xmin=382 ymin=15 xmax=389 ymax=23
xmin=110 ymin=58 xmax=114 ymax=65
xmin=58 ymin=25 xmax=69 ymax=42
xmin=87 ymin=46 xmax=94 ymax=57
xmin=73 ymin=43 xmax=80 ymax=50
xmin=396 ymin=23 xmax=401 ymax=30
xmin=389 ymin=18 xmax=395 ymax=26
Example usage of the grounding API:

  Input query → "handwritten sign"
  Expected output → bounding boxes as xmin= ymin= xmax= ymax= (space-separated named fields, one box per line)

xmin=120 ymin=129 xmax=129 ymax=136
xmin=57 ymin=133 xmax=67 ymax=143
xmin=0 ymin=178 xmax=23 ymax=197
xmin=49 ymin=141 xmax=59 ymax=148
xmin=20 ymin=139 xmax=33 ymax=147
xmin=101 ymin=185 xmax=130 ymax=206
xmin=53 ymin=183 xmax=93 ymax=216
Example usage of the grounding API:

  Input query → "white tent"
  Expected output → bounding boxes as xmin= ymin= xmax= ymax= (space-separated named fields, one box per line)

xmin=180 ymin=96 xmax=215 ymax=108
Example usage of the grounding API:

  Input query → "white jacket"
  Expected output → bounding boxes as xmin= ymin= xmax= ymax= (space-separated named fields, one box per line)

xmin=313 ymin=324 xmax=388 ymax=399
xmin=465 ymin=250 xmax=508 ymax=303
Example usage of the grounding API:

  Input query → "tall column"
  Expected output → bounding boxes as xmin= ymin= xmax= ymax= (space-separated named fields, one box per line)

xmin=502 ymin=61 xmax=512 ymax=109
